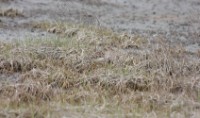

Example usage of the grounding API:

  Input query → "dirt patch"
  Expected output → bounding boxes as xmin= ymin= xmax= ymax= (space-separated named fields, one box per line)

xmin=1 ymin=0 xmax=200 ymax=41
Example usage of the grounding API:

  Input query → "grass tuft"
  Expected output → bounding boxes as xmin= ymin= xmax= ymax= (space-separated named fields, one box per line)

xmin=0 ymin=23 xmax=200 ymax=117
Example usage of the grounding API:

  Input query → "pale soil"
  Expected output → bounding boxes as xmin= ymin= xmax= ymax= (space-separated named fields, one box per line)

xmin=0 ymin=0 xmax=200 ymax=42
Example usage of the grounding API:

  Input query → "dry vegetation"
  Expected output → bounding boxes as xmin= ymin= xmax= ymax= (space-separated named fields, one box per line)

xmin=0 ymin=8 xmax=23 ymax=18
xmin=0 ymin=23 xmax=200 ymax=118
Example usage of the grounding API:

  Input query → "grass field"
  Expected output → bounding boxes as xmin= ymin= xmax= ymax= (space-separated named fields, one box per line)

xmin=0 ymin=22 xmax=199 ymax=117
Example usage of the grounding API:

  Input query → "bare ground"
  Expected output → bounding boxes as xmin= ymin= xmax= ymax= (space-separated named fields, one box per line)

xmin=0 ymin=0 xmax=200 ymax=50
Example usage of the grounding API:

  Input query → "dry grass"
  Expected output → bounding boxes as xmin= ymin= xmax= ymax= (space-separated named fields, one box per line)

xmin=0 ymin=8 xmax=23 ymax=18
xmin=0 ymin=23 xmax=200 ymax=118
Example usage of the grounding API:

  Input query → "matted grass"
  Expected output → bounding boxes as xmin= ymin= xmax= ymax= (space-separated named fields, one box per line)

xmin=0 ymin=23 xmax=200 ymax=118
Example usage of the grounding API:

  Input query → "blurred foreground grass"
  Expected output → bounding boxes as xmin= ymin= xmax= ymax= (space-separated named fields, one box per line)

xmin=0 ymin=22 xmax=200 ymax=118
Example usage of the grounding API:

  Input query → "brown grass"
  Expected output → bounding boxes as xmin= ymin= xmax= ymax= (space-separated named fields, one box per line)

xmin=0 ymin=8 xmax=23 ymax=18
xmin=0 ymin=23 xmax=200 ymax=117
